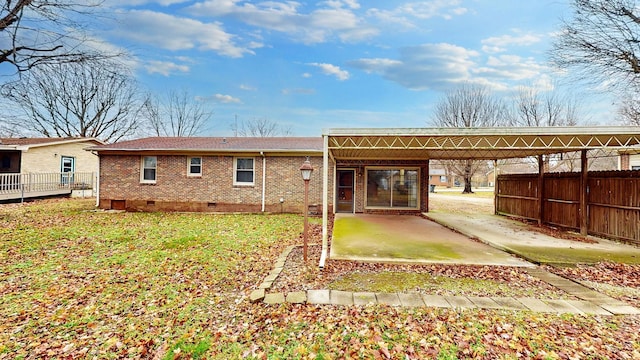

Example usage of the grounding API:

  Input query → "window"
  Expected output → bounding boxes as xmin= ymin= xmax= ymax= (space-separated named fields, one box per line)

xmin=234 ymin=157 xmax=254 ymax=185
xmin=366 ymin=168 xmax=419 ymax=209
xmin=440 ymin=175 xmax=447 ymax=183
xmin=188 ymin=157 xmax=202 ymax=176
xmin=633 ymin=166 xmax=640 ymax=170
xmin=1 ymin=155 xmax=10 ymax=169
xmin=141 ymin=156 xmax=157 ymax=183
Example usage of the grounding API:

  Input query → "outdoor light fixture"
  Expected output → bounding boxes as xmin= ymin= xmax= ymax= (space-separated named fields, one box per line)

xmin=300 ymin=158 xmax=313 ymax=181
xmin=299 ymin=157 xmax=313 ymax=261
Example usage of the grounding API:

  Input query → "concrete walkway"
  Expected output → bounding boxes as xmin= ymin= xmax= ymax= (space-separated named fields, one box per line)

xmin=426 ymin=212 xmax=640 ymax=264
xmin=250 ymin=245 xmax=640 ymax=315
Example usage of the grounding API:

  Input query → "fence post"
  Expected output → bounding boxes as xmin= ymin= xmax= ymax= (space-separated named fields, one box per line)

xmin=537 ymin=155 xmax=544 ymax=226
xmin=580 ymin=150 xmax=588 ymax=236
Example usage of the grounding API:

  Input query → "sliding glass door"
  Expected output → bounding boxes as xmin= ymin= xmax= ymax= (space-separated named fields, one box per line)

xmin=366 ymin=168 xmax=419 ymax=209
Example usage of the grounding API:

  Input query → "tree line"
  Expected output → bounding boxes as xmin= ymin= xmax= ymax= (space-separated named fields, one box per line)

xmin=1 ymin=0 xmax=639 ymax=145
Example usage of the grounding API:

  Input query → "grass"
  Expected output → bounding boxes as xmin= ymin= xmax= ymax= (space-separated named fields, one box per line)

xmin=2 ymin=199 xmax=640 ymax=359
xmin=433 ymin=190 xmax=495 ymax=198
xmin=327 ymin=272 xmax=564 ymax=298
xmin=506 ymin=245 xmax=640 ymax=265
xmin=0 ymin=199 xmax=304 ymax=359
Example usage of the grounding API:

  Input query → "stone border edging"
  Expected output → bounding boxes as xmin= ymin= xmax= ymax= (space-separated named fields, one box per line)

xmin=250 ymin=245 xmax=640 ymax=315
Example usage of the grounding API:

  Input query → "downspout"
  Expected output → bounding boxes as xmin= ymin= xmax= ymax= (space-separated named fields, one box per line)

xmin=261 ymin=151 xmax=266 ymax=212
xmin=320 ymin=135 xmax=329 ymax=269
xmin=93 ymin=151 xmax=100 ymax=208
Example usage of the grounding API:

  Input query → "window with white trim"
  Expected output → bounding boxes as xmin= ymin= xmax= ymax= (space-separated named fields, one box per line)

xmin=141 ymin=156 xmax=157 ymax=183
xmin=234 ymin=157 xmax=254 ymax=185
xmin=188 ymin=157 xmax=202 ymax=176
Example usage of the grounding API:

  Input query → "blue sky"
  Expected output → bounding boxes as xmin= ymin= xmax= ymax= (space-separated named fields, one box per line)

xmin=100 ymin=0 xmax=618 ymax=136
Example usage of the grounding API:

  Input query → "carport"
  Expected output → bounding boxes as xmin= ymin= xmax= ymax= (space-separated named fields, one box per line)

xmin=319 ymin=126 xmax=640 ymax=268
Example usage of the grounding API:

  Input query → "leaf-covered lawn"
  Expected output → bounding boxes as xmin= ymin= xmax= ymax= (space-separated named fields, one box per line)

xmin=1 ymin=199 xmax=640 ymax=359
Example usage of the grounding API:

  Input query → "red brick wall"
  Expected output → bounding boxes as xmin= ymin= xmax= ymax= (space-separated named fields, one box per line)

xmin=620 ymin=153 xmax=630 ymax=170
xmin=99 ymin=154 xmax=333 ymax=213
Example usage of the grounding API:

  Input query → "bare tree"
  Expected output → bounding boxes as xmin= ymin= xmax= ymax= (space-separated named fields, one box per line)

xmin=1 ymin=0 xmax=113 ymax=75
xmin=431 ymin=84 xmax=506 ymax=193
xmin=0 ymin=60 xmax=141 ymax=142
xmin=510 ymin=86 xmax=580 ymax=127
xmin=617 ymin=94 xmax=640 ymax=125
xmin=142 ymin=89 xmax=212 ymax=137
xmin=550 ymin=0 xmax=640 ymax=93
xmin=233 ymin=117 xmax=292 ymax=137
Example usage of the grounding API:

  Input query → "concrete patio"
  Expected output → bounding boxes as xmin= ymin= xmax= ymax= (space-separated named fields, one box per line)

xmin=329 ymin=213 xmax=533 ymax=267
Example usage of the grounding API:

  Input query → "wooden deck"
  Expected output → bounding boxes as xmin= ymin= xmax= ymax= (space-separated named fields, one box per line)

xmin=0 ymin=172 xmax=94 ymax=202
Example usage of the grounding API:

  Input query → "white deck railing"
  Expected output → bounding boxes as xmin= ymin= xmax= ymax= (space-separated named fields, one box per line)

xmin=0 ymin=172 xmax=95 ymax=196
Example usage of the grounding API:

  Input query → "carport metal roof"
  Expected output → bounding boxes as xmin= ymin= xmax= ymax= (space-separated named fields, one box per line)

xmin=319 ymin=126 xmax=640 ymax=268
xmin=324 ymin=126 xmax=640 ymax=160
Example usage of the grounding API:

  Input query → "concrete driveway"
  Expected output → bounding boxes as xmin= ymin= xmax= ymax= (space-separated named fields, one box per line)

xmin=427 ymin=212 xmax=640 ymax=265
xmin=330 ymin=213 xmax=533 ymax=267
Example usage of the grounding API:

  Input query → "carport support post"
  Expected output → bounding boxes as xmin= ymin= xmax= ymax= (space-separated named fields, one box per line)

xmin=580 ymin=150 xmax=588 ymax=236
xmin=538 ymin=155 xmax=544 ymax=226
xmin=425 ymin=159 xmax=429 ymax=212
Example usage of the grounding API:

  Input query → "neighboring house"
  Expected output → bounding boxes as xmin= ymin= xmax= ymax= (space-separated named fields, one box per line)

xmin=89 ymin=137 xmax=331 ymax=213
xmin=428 ymin=168 xmax=449 ymax=187
xmin=0 ymin=137 xmax=102 ymax=175
xmin=619 ymin=149 xmax=640 ymax=170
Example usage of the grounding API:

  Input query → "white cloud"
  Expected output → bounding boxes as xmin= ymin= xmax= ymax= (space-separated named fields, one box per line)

xmin=350 ymin=43 xmax=479 ymax=90
xmin=475 ymin=55 xmax=547 ymax=81
xmin=302 ymin=73 xmax=312 ymax=78
xmin=239 ymin=84 xmax=257 ymax=91
xmin=368 ymin=1 xmax=467 ymax=27
xmin=187 ymin=0 xmax=375 ymax=44
xmin=308 ymin=63 xmax=350 ymax=81
xmin=113 ymin=10 xmax=255 ymax=57
xmin=349 ymin=43 xmax=550 ymax=91
xmin=213 ymin=94 xmax=242 ymax=103
xmin=481 ymin=32 xmax=542 ymax=53
xmin=145 ymin=60 xmax=190 ymax=76
xmin=106 ymin=0 xmax=190 ymax=6
xmin=196 ymin=93 xmax=242 ymax=103
xmin=282 ymin=88 xmax=316 ymax=95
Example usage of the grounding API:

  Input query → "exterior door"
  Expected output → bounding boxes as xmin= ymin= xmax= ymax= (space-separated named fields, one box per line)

xmin=60 ymin=156 xmax=75 ymax=184
xmin=336 ymin=170 xmax=354 ymax=213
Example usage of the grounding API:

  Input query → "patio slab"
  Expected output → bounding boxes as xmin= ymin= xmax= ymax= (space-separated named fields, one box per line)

xmin=330 ymin=214 xmax=533 ymax=267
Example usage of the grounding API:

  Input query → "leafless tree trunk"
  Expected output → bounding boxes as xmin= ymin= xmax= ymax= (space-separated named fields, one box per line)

xmin=142 ymin=89 xmax=212 ymax=137
xmin=431 ymin=84 xmax=506 ymax=193
xmin=1 ymin=0 xmax=116 ymax=75
xmin=550 ymin=0 xmax=640 ymax=93
xmin=0 ymin=60 xmax=141 ymax=142
xmin=233 ymin=117 xmax=292 ymax=137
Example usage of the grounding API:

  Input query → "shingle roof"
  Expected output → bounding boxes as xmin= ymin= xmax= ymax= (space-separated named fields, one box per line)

xmin=0 ymin=137 xmax=103 ymax=147
xmin=89 ymin=137 xmax=323 ymax=152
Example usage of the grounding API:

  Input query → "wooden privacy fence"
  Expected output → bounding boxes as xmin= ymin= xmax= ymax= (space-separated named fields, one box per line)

xmin=496 ymin=171 xmax=640 ymax=246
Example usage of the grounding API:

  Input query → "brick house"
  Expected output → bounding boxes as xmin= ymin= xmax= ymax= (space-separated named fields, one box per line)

xmin=619 ymin=149 xmax=640 ymax=170
xmin=90 ymin=137 xmax=332 ymax=213
xmin=90 ymin=136 xmax=433 ymax=215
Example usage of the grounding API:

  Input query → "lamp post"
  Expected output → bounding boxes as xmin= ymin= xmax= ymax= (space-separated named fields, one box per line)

xmin=300 ymin=158 xmax=313 ymax=262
